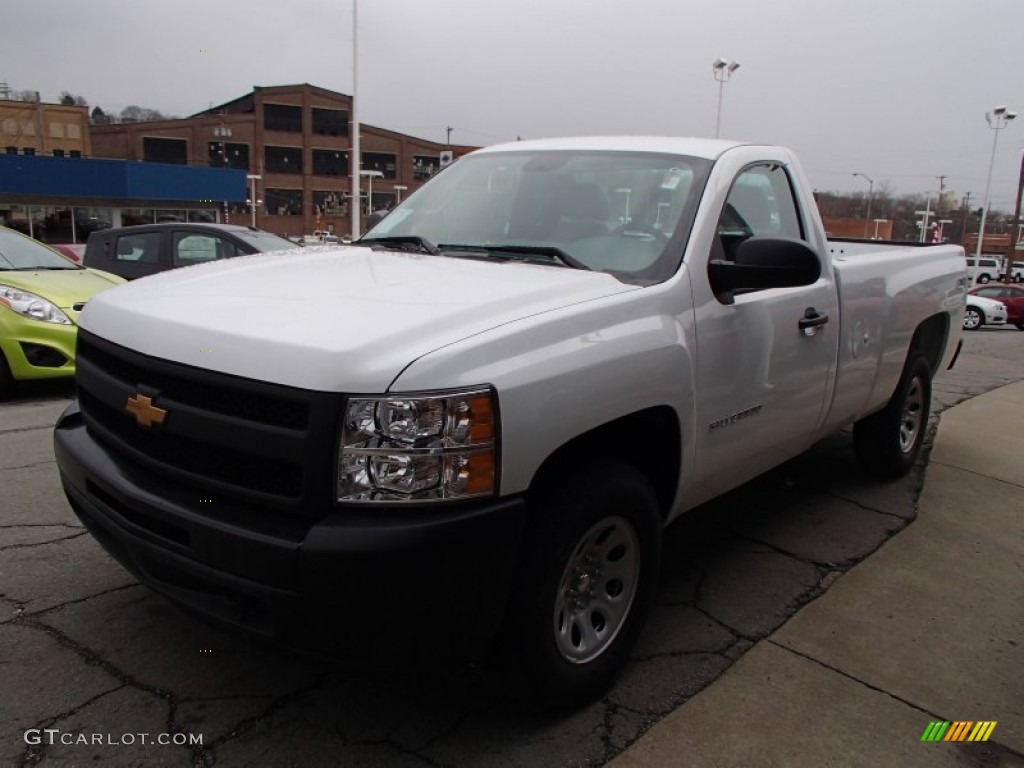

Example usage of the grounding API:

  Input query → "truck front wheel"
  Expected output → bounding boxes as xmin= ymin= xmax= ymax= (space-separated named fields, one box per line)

xmin=853 ymin=355 xmax=931 ymax=479
xmin=507 ymin=462 xmax=661 ymax=707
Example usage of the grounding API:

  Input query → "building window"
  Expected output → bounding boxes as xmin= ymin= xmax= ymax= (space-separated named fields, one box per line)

xmin=208 ymin=141 xmax=249 ymax=170
xmin=69 ymin=150 xmax=81 ymax=159
xmin=52 ymin=149 xmax=65 ymax=157
xmin=413 ymin=155 xmax=440 ymax=181
xmin=263 ymin=103 xmax=302 ymax=133
xmin=5 ymin=146 xmax=16 ymax=155
xmin=22 ymin=147 xmax=35 ymax=156
xmin=312 ymin=149 xmax=348 ymax=177
xmin=311 ymin=108 xmax=348 ymax=137
xmin=265 ymin=188 xmax=302 ymax=215
xmin=363 ymin=152 xmax=397 ymax=180
xmin=313 ymin=191 xmax=347 ymax=216
xmin=143 ymin=137 xmax=188 ymax=164
xmin=265 ymin=145 xmax=303 ymax=174
xmin=49 ymin=122 xmax=65 ymax=138
xmin=3 ymin=119 xmax=17 ymax=136
xmin=67 ymin=124 xmax=81 ymax=140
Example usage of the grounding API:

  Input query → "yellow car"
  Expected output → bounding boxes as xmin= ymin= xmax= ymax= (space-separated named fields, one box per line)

xmin=0 ymin=226 xmax=125 ymax=397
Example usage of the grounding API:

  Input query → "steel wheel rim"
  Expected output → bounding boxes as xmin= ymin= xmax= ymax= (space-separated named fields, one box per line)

xmin=964 ymin=309 xmax=981 ymax=330
xmin=553 ymin=516 xmax=640 ymax=664
xmin=899 ymin=374 xmax=925 ymax=453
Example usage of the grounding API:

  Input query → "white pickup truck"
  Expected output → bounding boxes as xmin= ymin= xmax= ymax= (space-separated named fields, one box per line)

xmin=54 ymin=137 xmax=967 ymax=705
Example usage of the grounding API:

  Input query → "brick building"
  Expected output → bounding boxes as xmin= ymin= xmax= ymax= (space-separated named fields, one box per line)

xmin=1 ymin=97 xmax=92 ymax=159
xmin=90 ymin=84 xmax=477 ymax=237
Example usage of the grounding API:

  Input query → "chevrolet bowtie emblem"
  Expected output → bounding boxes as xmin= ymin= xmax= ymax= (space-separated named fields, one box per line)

xmin=125 ymin=394 xmax=167 ymax=428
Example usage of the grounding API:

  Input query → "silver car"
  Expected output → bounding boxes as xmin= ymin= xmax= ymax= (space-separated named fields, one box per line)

xmin=963 ymin=294 xmax=1008 ymax=330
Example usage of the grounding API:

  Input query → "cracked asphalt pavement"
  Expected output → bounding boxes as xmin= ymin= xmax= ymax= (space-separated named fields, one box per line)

xmin=2 ymin=328 xmax=1022 ymax=767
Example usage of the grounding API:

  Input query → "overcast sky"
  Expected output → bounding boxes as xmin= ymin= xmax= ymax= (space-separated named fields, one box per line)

xmin=5 ymin=0 xmax=1024 ymax=210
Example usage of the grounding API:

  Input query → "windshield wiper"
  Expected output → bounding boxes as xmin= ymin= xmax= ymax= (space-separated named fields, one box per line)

xmin=438 ymin=244 xmax=589 ymax=270
xmin=353 ymin=235 xmax=440 ymax=255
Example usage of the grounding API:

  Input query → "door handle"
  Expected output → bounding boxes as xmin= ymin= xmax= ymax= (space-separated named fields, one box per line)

xmin=799 ymin=307 xmax=829 ymax=332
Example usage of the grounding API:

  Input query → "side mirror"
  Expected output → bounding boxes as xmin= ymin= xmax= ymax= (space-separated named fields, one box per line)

xmin=709 ymin=236 xmax=821 ymax=304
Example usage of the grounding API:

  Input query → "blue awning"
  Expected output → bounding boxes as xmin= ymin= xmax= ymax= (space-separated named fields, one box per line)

xmin=0 ymin=154 xmax=247 ymax=202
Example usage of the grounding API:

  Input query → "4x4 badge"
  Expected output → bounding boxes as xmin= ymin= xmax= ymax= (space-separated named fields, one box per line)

xmin=125 ymin=394 xmax=167 ymax=428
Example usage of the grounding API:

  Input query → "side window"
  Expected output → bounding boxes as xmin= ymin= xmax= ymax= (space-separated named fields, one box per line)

xmin=716 ymin=163 xmax=804 ymax=261
xmin=976 ymin=287 xmax=1002 ymax=298
xmin=174 ymin=233 xmax=223 ymax=265
xmin=114 ymin=233 xmax=160 ymax=263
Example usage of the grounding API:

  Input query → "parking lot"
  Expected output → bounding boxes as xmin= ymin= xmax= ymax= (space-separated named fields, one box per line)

xmin=2 ymin=327 xmax=1022 ymax=768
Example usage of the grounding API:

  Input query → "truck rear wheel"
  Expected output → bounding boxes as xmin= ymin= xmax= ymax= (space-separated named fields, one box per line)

xmin=506 ymin=462 xmax=661 ymax=707
xmin=854 ymin=355 xmax=931 ymax=479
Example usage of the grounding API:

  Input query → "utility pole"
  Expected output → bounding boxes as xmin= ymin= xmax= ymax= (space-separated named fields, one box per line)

xmin=1008 ymin=152 xmax=1024 ymax=276
xmin=959 ymin=192 xmax=972 ymax=245
xmin=446 ymin=125 xmax=453 ymax=148
xmin=936 ymin=175 xmax=947 ymax=216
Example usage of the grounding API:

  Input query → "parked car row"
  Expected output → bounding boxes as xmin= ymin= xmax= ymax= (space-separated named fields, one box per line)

xmin=967 ymin=284 xmax=1024 ymax=330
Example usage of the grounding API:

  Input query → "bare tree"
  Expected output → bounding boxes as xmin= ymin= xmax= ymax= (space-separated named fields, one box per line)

xmin=59 ymin=91 xmax=89 ymax=107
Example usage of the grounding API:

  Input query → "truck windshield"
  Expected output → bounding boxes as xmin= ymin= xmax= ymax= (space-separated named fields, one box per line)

xmin=362 ymin=150 xmax=712 ymax=283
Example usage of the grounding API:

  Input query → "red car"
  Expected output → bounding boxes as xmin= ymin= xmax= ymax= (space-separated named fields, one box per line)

xmin=48 ymin=243 xmax=86 ymax=263
xmin=969 ymin=284 xmax=1024 ymax=330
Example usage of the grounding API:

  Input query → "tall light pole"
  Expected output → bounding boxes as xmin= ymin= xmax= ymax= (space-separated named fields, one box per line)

xmin=246 ymin=174 xmax=261 ymax=228
xmin=393 ymin=184 xmax=408 ymax=204
xmin=360 ymin=170 xmax=383 ymax=214
xmin=350 ymin=0 xmax=361 ymax=239
xmin=976 ymin=105 xmax=1017 ymax=260
xmin=853 ymin=172 xmax=875 ymax=238
xmin=712 ymin=59 xmax=739 ymax=139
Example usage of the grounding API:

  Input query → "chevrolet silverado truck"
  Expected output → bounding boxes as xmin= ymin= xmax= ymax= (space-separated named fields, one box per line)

xmin=54 ymin=137 xmax=967 ymax=705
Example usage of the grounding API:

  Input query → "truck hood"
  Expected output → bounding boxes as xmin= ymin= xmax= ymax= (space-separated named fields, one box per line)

xmin=79 ymin=246 xmax=638 ymax=392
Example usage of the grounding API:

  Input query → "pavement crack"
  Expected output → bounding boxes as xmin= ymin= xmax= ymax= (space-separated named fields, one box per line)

xmin=0 ymin=531 xmax=89 ymax=551
xmin=15 ymin=582 xmax=140 ymax=621
xmin=766 ymin=639 xmax=942 ymax=719
xmin=926 ymin=459 xmax=1024 ymax=490
xmin=819 ymin=490 xmax=911 ymax=522
xmin=189 ymin=670 xmax=331 ymax=764
xmin=727 ymin=530 xmax=838 ymax=569
xmin=19 ymin=683 xmax=129 ymax=766
xmin=0 ymin=425 xmax=55 ymax=437
xmin=0 ymin=460 xmax=57 ymax=471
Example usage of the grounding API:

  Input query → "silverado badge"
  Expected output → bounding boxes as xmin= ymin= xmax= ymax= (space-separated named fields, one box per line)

xmin=125 ymin=394 xmax=167 ymax=428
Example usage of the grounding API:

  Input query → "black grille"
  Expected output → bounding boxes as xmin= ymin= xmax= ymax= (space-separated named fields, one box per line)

xmin=74 ymin=330 xmax=342 ymax=513
xmin=77 ymin=336 xmax=309 ymax=430
xmin=80 ymin=390 xmax=303 ymax=497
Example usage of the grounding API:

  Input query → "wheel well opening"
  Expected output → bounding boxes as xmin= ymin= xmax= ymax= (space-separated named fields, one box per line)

xmin=910 ymin=313 xmax=949 ymax=374
xmin=528 ymin=406 xmax=681 ymax=520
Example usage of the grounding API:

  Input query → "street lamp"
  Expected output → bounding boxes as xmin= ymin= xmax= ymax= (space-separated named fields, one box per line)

xmin=393 ymin=184 xmax=408 ymax=203
xmin=853 ymin=173 xmax=875 ymax=238
xmin=937 ymin=219 xmax=953 ymax=242
xmin=976 ymin=105 xmax=1017 ymax=260
xmin=360 ymin=170 xmax=383 ymax=214
xmin=246 ymin=174 xmax=262 ymax=228
xmin=712 ymin=59 xmax=740 ymax=139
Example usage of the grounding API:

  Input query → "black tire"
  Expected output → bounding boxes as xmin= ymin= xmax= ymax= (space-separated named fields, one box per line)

xmin=978 ymin=274 xmax=991 ymax=284
xmin=504 ymin=461 xmax=662 ymax=707
xmin=0 ymin=351 xmax=13 ymax=400
xmin=854 ymin=355 xmax=931 ymax=479
xmin=1016 ymin=323 xmax=1024 ymax=331
xmin=963 ymin=306 xmax=984 ymax=331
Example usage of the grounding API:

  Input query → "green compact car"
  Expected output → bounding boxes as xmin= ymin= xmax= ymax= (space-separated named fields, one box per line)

xmin=0 ymin=226 xmax=125 ymax=397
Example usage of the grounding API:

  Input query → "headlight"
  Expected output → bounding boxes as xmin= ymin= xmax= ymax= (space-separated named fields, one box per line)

xmin=337 ymin=388 xmax=497 ymax=502
xmin=0 ymin=284 xmax=72 ymax=325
